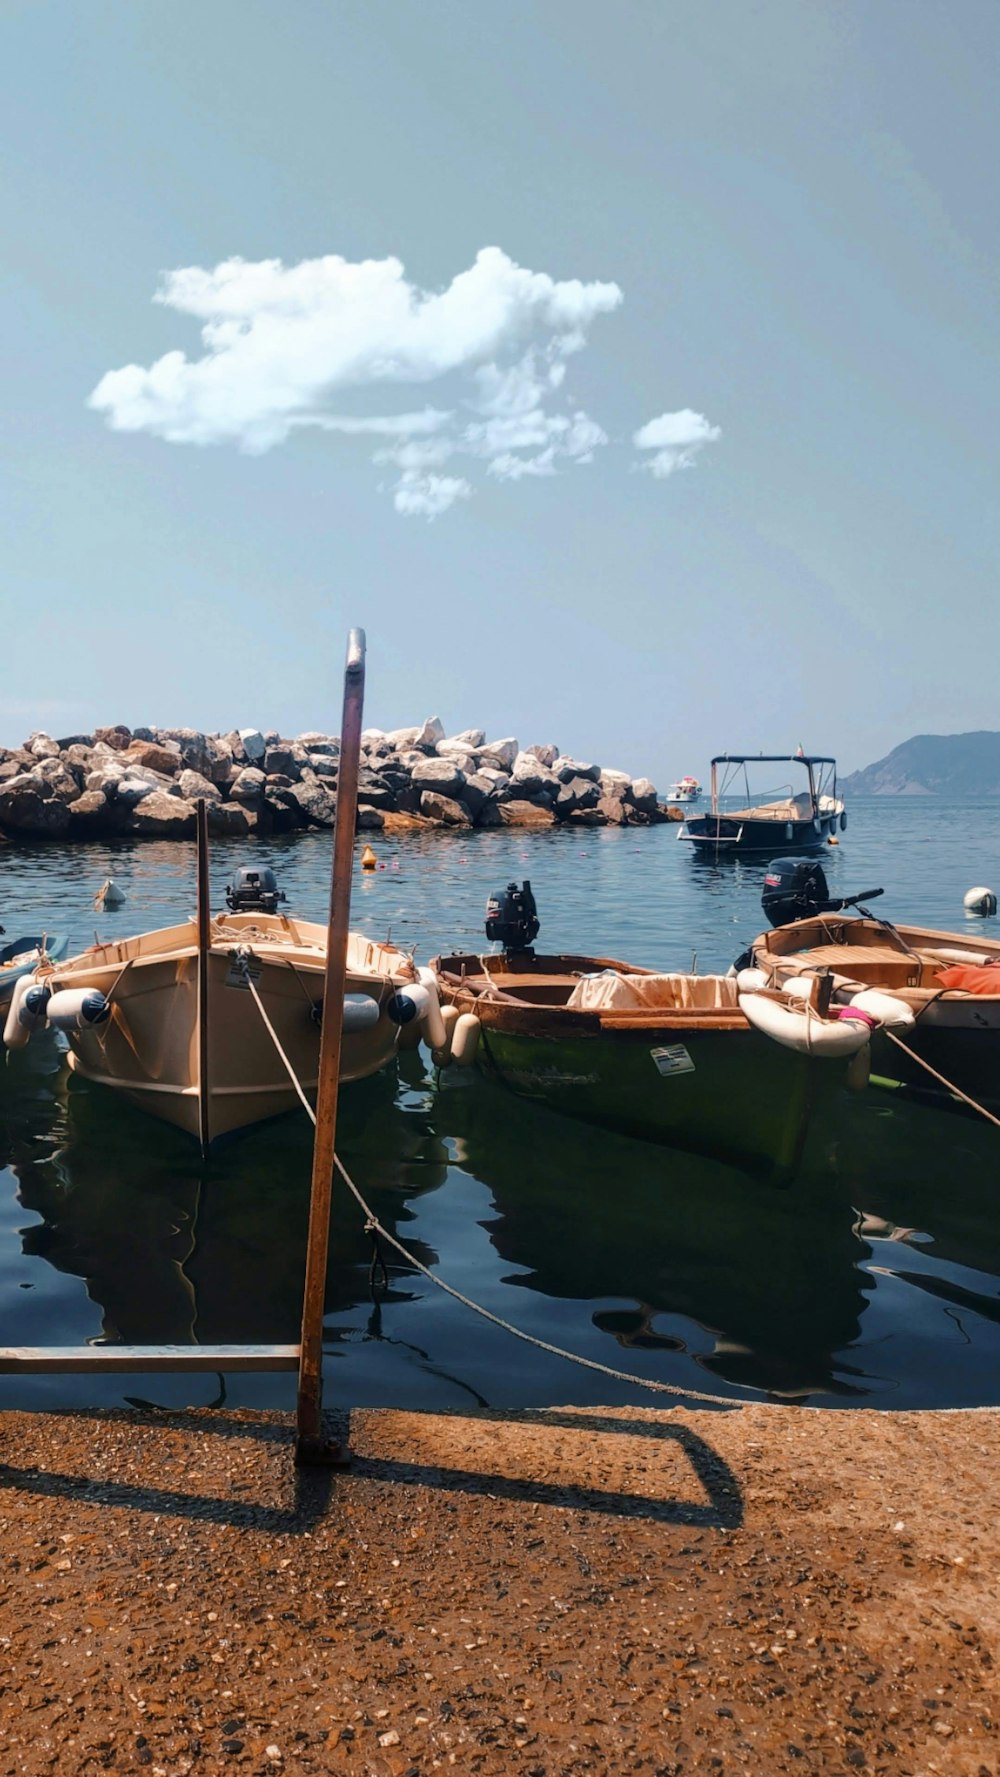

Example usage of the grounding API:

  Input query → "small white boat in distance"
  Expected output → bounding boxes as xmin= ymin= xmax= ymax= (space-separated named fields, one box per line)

xmin=666 ymin=776 xmax=702 ymax=803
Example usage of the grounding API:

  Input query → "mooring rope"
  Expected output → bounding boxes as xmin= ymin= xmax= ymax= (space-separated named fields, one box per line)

xmin=243 ymin=972 xmax=762 ymax=1408
xmin=245 ymin=972 xmax=1000 ymax=1406
xmin=884 ymin=1029 xmax=1000 ymax=1130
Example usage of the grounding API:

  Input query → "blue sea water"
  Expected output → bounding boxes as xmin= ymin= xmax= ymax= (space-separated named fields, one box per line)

xmin=1 ymin=796 xmax=999 ymax=1415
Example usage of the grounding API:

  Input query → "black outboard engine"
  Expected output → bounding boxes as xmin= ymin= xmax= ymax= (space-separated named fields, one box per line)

xmin=761 ymin=855 xmax=884 ymax=929
xmin=485 ymin=880 xmax=540 ymax=955
xmin=761 ymin=856 xmax=833 ymax=927
xmin=225 ymin=865 xmax=286 ymax=914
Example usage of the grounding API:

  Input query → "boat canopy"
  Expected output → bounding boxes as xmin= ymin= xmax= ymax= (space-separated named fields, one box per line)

xmin=710 ymin=754 xmax=836 ymax=767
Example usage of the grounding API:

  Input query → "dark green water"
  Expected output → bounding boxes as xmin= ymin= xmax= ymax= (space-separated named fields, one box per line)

xmin=2 ymin=799 xmax=999 ymax=1412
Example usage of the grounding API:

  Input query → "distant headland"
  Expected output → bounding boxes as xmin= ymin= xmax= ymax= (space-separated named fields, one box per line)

xmin=841 ymin=731 xmax=1000 ymax=796
xmin=0 ymin=720 xmax=680 ymax=841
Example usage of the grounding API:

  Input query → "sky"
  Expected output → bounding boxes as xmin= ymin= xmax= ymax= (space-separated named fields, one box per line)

xmin=2 ymin=0 xmax=997 ymax=782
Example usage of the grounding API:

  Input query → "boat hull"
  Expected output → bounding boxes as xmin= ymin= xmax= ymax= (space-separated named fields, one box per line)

xmin=679 ymin=814 xmax=841 ymax=852
xmin=476 ymin=1021 xmax=834 ymax=1177
xmin=44 ymin=915 xmax=407 ymax=1145
xmin=751 ymin=914 xmax=1000 ymax=1115
xmin=868 ymin=999 xmax=1000 ymax=1112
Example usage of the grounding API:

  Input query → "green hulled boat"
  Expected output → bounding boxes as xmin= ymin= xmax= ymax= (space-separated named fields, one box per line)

xmin=432 ymin=951 xmax=860 ymax=1181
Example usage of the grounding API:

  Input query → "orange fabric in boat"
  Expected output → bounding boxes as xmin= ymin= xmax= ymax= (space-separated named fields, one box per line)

xmin=935 ymin=964 xmax=1000 ymax=995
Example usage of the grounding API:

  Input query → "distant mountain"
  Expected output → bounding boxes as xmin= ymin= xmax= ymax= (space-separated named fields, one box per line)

xmin=842 ymin=732 xmax=1000 ymax=796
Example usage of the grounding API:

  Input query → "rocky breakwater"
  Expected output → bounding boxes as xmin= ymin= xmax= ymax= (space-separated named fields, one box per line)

xmin=0 ymin=719 xmax=681 ymax=842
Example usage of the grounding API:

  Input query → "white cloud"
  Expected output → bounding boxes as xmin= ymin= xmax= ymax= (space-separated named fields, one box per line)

xmin=89 ymin=248 xmax=720 ymax=515
xmin=393 ymin=473 xmax=472 ymax=519
xmin=633 ymin=408 xmax=721 ymax=478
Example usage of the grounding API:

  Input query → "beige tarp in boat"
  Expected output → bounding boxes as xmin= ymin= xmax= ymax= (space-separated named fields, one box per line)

xmin=566 ymin=972 xmax=740 ymax=1012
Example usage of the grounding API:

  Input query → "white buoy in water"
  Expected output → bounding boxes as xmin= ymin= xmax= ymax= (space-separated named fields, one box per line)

xmin=94 ymin=878 xmax=126 ymax=910
xmin=964 ymin=886 xmax=997 ymax=917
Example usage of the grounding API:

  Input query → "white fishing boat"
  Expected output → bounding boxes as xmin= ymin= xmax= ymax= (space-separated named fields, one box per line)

xmin=33 ymin=912 xmax=412 ymax=1146
xmin=666 ymin=776 xmax=701 ymax=803
xmin=4 ymin=847 xmax=430 ymax=1149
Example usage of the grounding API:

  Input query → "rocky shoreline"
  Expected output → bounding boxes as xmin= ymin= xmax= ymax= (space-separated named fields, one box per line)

xmin=0 ymin=719 xmax=682 ymax=841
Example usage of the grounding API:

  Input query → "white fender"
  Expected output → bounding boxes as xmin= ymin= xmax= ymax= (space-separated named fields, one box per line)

xmin=431 ymin=1004 xmax=461 ymax=1068
xmin=45 ymin=987 xmax=111 ymax=1031
xmin=735 ymin=968 xmax=770 ymax=993
xmin=779 ymin=976 xmax=815 ymax=1002
xmin=385 ymin=979 xmax=447 ymax=1051
xmin=342 ymin=994 xmax=381 ymax=1033
xmin=4 ymin=975 xmax=39 ymax=1050
xmin=450 ymin=1012 xmax=481 ymax=1067
xmin=739 ymin=991 xmax=872 ymax=1056
xmin=848 ymin=988 xmax=915 ymax=1030
xmin=415 ymin=966 xmax=447 ymax=1051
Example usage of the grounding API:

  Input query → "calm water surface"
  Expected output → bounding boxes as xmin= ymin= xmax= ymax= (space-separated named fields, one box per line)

xmin=2 ymin=796 xmax=999 ymax=1413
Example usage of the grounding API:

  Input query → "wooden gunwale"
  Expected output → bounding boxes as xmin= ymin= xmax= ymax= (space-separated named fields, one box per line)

xmin=433 ymin=953 xmax=750 ymax=1038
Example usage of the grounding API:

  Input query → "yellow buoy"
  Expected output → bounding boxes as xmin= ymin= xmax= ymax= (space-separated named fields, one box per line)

xmin=360 ymin=844 xmax=377 ymax=871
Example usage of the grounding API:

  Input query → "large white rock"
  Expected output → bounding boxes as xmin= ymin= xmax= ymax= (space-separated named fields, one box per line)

xmin=526 ymin=743 xmax=559 ymax=768
xmin=626 ymin=776 xmax=658 ymax=809
xmin=178 ymin=768 xmax=222 ymax=803
xmin=410 ymin=757 xmax=467 ymax=796
xmin=417 ymin=716 xmax=445 ymax=747
xmin=115 ymin=777 xmax=158 ymax=807
xmin=511 ymin=751 xmax=559 ymax=793
xmin=384 ymin=726 xmax=421 ymax=750
xmin=600 ymin=768 xmax=631 ymax=792
xmin=239 ymin=728 xmax=267 ymax=764
xmin=481 ymin=737 xmax=518 ymax=769
xmin=555 ymin=756 xmax=600 ymax=784
xmin=434 ymin=746 xmax=478 ymax=773
xmin=230 ymin=766 xmax=267 ymax=803
xmin=27 ymin=732 xmax=60 ymax=759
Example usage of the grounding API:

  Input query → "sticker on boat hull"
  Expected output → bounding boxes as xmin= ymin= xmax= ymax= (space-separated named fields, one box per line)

xmin=650 ymin=1044 xmax=695 ymax=1077
xmin=224 ymin=950 xmax=262 ymax=989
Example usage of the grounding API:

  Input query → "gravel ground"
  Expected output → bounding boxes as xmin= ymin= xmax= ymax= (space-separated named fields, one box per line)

xmin=0 ymin=1403 xmax=996 ymax=1776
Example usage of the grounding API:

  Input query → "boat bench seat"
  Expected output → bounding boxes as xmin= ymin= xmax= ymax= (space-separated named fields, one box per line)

xmin=782 ymin=944 xmax=921 ymax=988
xmin=566 ymin=972 xmax=740 ymax=1012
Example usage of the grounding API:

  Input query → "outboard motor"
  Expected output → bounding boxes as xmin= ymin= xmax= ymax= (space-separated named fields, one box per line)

xmin=761 ymin=857 xmax=833 ymax=927
xmin=485 ymin=880 xmax=540 ymax=955
xmin=225 ymin=865 xmax=286 ymax=915
xmin=761 ymin=855 xmax=884 ymax=929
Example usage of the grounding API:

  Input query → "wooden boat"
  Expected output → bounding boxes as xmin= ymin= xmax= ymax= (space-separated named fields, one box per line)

xmin=431 ymin=949 xmax=872 ymax=1180
xmin=27 ymin=908 xmax=414 ymax=1146
xmin=679 ymin=753 xmax=845 ymax=854
xmin=0 ymin=931 xmax=69 ymax=1014
xmin=751 ymin=910 xmax=1000 ymax=1114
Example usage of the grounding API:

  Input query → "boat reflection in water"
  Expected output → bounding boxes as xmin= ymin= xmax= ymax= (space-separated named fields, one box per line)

xmin=429 ymin=1065 xmax=1000 ymax=1407
xmin=4 ymin=1046 xmax=1000 ymax=1412
xmin=4 ymin=1061 xmax=456 ymax=1400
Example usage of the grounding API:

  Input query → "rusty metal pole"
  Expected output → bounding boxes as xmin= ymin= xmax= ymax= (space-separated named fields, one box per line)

xmin=296 ymin=628 xmax=366 ymax=1463
xmin=195 ymin=798 xmax=212 ymax=1158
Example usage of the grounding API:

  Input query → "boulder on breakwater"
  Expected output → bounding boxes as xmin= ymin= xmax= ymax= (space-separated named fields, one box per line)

xmin=0 ymin=721 xmax=684 ymax=842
